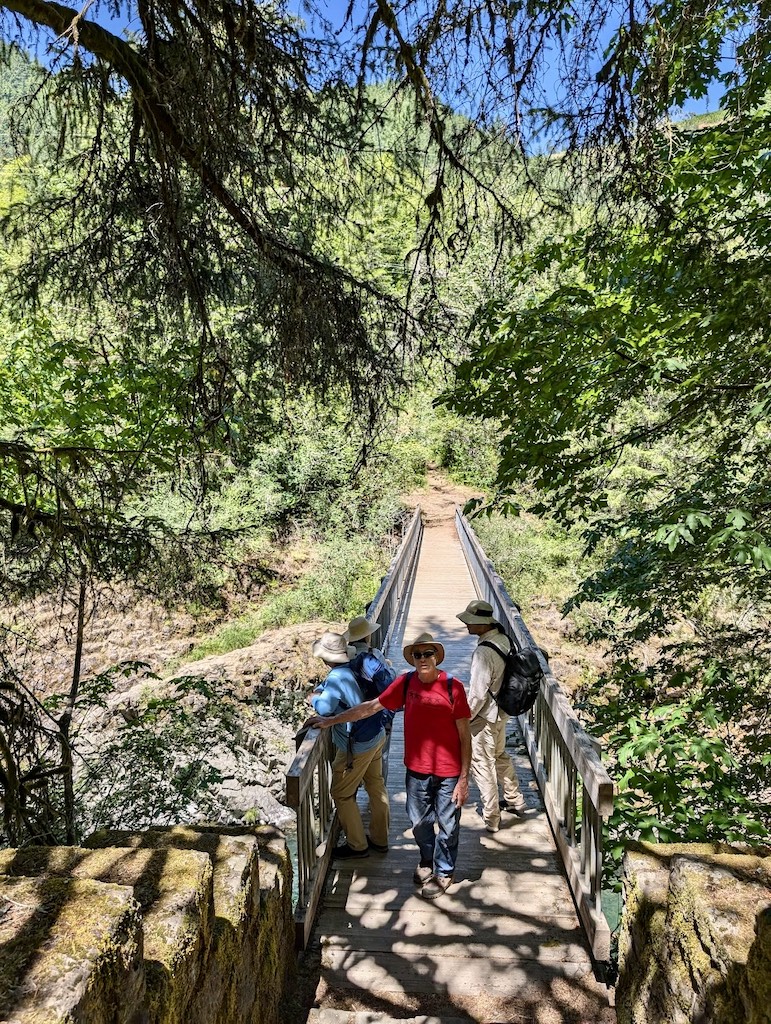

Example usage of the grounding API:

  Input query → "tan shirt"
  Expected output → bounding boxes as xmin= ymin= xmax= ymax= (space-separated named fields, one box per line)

xmin=467 ymin=628 xmax=512 ymax=723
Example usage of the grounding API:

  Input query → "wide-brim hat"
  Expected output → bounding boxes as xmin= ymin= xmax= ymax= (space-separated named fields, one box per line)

xmin=403 ymin=632 xmax=445 ymax=666
xmin=345 ymin=615 xmax=380 ymax=643
xmin=457 ymin=599 xmax=497 ymax=626
xmin=312 ymin=632 xmax=356 ymax=665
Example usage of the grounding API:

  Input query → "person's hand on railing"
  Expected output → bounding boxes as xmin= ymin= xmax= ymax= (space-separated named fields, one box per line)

xmin=303 ymin=714 xmax=333 ymax=730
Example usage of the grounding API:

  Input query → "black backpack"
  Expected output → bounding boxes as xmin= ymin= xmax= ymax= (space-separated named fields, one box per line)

xmin=479 ymin=635 xmax=544 ymax=717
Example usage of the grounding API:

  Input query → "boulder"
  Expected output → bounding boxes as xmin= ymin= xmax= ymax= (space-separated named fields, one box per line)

xmin=0 ymin=844 xmax=212 ymax=1024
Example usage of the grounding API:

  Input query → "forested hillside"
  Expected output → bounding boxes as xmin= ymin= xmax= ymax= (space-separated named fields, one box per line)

xmin=1 ymin=0 xmax=769 ymax=867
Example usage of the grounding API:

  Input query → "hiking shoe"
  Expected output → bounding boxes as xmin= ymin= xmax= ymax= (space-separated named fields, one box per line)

xmin=413 ymin=861 xmax=433 ymax=885
xmin=333 ymin=843 xmax=369 ymax=860
xmin=367 ymin=835 xmax=389 ymax=853
xmin=421 ymin=874 xmax=453 ymax=899
xmin=502 ymin=799 xmax=527 ymax=817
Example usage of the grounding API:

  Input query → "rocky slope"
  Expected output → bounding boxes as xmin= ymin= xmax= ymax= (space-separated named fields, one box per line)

xmin=4 ymin=585 xmax=342 ymax=832
xmin=74 ymin=619 xmax=346 ymax=831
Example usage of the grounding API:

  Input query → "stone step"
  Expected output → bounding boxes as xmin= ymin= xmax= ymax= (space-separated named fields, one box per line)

xmin=308 ymin=1013 xmax=474 ymax=1024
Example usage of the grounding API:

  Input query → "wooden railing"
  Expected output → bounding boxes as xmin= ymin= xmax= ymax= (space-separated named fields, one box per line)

xmin=455 ymin=507 xmax=615 ymax=963
xmin=284 ymin=507 xmax=423 ymax=949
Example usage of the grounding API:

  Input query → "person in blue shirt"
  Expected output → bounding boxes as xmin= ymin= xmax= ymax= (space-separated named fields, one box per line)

xmin=344 ymin=614 xmax=396 ymax=782
xmin=311 ymin=631 xmax=390 ymax=859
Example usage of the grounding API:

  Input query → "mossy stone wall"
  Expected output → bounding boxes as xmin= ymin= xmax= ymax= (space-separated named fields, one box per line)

xmin=0 ymin=825 xmax=295 ymax=1024
xmin=617 ymin=842 xmax=771 ymax=1024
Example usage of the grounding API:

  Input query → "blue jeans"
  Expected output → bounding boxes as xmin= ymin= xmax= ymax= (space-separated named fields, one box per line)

xmin=405 ymin=769 xmax=461 ymax=877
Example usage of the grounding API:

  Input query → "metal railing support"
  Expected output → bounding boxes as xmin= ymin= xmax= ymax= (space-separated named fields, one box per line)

xmin=455 ymin=507 xmax=614 ymax=963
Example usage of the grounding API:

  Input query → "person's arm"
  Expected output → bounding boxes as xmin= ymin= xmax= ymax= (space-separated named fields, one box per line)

xmin=305 ymin=697 xmax=383 ymax=730
xmin=466 ymin=643 xmax=501 ymax=716
xmin=452 ymin=717 xmax=472 ymax=807
xmin=467 ymin=646 xmax=497 ymax=719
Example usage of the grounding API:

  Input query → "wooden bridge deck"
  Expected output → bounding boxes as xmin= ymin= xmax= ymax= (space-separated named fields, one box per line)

xmin=305 ymin=515 xmax=616 ymax=1024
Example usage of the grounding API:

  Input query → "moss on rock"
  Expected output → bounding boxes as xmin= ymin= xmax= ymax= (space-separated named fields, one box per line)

xmin=0 ymin=874 xmax=144 ymax=1024
xmin=0 ymin=827 xmax=293 ymax=1024
xmin=0 ymin=844 xmax=212 ymax=1024
xmin=85 ymin=824 xmax=294 ymax=1024
xmin=743 ymin=907 xmax=771 ymax=1024
xmin=617 ymin=843 xmax=771 ymax=1024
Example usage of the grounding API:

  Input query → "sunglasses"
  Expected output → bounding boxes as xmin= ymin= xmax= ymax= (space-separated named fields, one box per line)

xmin=413 ymin=649 xmax=436 ymax=660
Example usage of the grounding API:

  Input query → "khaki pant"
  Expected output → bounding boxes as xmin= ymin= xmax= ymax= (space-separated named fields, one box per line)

xmin=331 ymin=736 xmax=389 ymax=851
xmin=470 ymin=717 xmax=522 ymax=829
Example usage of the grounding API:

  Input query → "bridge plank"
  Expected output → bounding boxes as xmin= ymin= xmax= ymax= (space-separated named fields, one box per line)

xmin=319 ymin=949 xmax=597 ymax=992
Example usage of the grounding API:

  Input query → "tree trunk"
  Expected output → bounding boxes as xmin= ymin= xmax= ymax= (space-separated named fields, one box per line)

xmin=59 ymin=568 xmax=87 ymax=844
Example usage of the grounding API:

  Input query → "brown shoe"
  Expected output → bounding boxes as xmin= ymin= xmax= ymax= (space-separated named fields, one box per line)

xmin=421 ymin=874 xmax=453 ymax=899
xmin=413 ymin=861 xmax=433 ymax=885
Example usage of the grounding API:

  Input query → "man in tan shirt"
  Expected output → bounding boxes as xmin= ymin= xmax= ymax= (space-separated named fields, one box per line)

xmin=457 ymin=599 xmax=527 ymax=832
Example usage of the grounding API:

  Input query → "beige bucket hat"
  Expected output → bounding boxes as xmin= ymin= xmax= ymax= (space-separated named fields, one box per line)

xmin=403 ymin=632 xmax=445 ymax=666
xmin=345 ymin=615 xmax=380 ymax=643
xmin=312 ymin=632 xmax=356 ymax=665
xmin=456 ymin=599 xmax=497 ymax=626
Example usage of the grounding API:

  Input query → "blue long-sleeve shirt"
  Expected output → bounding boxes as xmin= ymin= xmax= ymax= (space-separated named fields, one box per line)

xmin=311 ymin=664 xmax=385 ymax=754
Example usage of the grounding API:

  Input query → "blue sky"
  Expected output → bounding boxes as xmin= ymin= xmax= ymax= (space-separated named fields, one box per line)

xmin=44 ymin=0 xmax=725 ymax=121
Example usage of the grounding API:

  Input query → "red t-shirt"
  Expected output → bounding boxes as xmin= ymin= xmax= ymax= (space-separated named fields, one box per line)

xmin=379 ymin=669 xmax=471 ymax=776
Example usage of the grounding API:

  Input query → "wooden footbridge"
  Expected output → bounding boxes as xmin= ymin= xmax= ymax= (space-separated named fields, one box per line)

xmin=286 ymin=502 xmax=616 ymax=1024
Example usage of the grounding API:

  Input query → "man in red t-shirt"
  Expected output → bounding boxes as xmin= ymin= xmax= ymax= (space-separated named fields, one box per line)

xmin=307 ymin=631 xmax=471 ymax=899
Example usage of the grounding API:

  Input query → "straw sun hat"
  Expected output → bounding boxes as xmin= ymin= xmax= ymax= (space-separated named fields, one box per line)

xmin=402 ymin=632 xmax=445 ymax=666
xmin=345 ymin=616 xmax=380 ymax=643
xmin=312 ymin=632 xmax=356 ymax=665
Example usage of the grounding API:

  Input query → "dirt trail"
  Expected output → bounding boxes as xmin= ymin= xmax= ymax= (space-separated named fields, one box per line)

xmin=402 ymin=467 xmax=481 ymax=526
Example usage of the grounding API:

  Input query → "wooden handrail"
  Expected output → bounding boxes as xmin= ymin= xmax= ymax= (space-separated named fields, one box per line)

xmin=284 ymin=507 xmax=424 ymax=949
xmin=455 ymin=507 xmax=614 ymax=963
xmin=285 ymin=726 xmax=336 ymax=950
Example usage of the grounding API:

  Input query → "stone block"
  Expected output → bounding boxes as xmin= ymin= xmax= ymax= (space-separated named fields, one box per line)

xmin=85 ymin=824 xmax=293 ymax=1024
xmin=616 ymin=845 xmax=672 ymax=1024
xmin=617 ymin=842 xmax=771 ymax=1024
xmin=744 ymin=906 xmax=771 ymax=1022
xmin=0 ymin=874 xmax=144 ymax=1024
xmin=0 ymin=843 xmax=212 ymax=1024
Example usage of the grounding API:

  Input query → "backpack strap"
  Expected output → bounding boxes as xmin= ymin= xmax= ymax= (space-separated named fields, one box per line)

xmin=479 ymin=624 xmax=516 ymax=654
xmin=478 ymin=639 xmax=507 ymax=660
xmin=402 ymin=670 xmax=415 ymax=705
xmin=478 ymin=638 xmax=510 ymax=701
